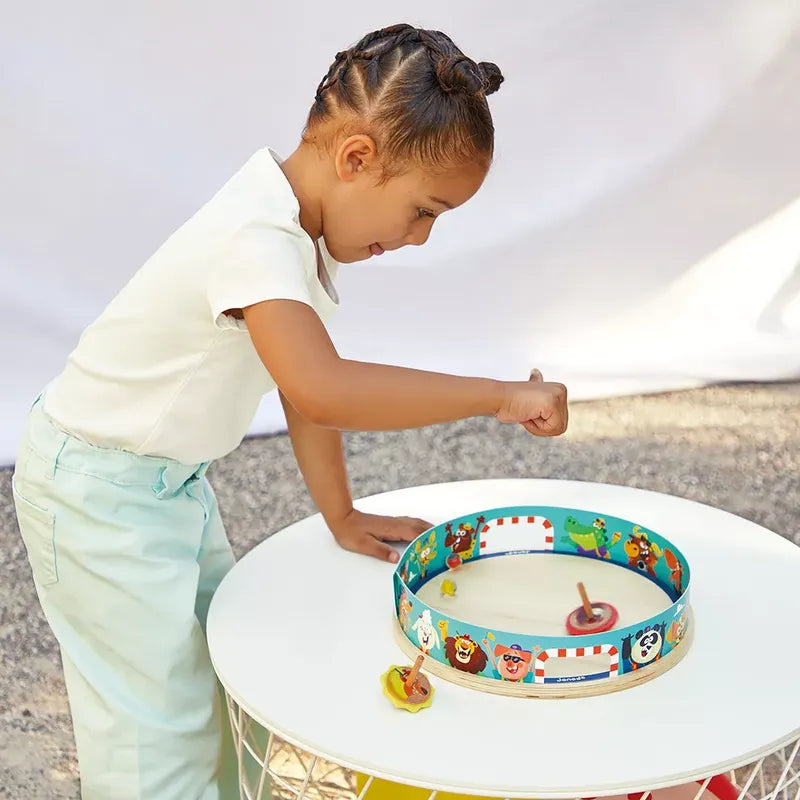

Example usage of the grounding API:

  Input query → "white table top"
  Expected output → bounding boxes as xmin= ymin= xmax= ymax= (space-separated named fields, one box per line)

xmin=207 ymin=479 xmax=800 ymax=798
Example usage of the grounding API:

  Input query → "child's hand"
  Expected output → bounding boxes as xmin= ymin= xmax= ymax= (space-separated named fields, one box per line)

xmin=329 ymin=509 xmax=432 ymax=563
xmin=496 ymin=368 xmax=569 ymax=436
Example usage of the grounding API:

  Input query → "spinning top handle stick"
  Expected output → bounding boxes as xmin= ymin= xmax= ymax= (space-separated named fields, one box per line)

xmin=404 ymin=655 xmax=425 ymax=690
xmin=577 ymin=582 xmax=596 ymax=622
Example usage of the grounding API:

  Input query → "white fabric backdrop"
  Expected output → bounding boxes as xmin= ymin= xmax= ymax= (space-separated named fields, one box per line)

xmin=2 ymin=1 xmax=800 ymax=466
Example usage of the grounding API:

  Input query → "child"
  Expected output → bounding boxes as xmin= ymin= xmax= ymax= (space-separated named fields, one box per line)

xmin=12 ymin=23 xmax=568 ymax=800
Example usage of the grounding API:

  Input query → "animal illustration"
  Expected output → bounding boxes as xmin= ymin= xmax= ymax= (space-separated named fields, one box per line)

xmin=667 ymin=611 xmax=688 ymax=645
xmin=624 ymin=526 xmax=662 ymax=576
xmin=562 ymin=516 xmax=621 ymax=559
xmin=482 ymin=635 xmax=533 ymax=682
xmin=398 ymin=590 xmax=413 ymax=632
xmin=663 ymin=548 xmax=684 ymax=595
xmin=411 ymin=609 xmax=440 ymax=654
xmin=444 ymin=516 xmax=484 ymax=568
xmin=438 ymin=619 xmax=488 ymax=674
xmin=621 ymin=622 xmax=667 ymax=670
xmin=412 ymin=531 xmax=438 ymax=579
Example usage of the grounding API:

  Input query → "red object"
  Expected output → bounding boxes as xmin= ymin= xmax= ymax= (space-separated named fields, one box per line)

xmin=446 ymin=554 xmax=462 ymax=570
xmin=581 ymin=773 xmax=740 ymax=800
xmin=699 ymin=775 xmax=741 ymax=800
xmin=565 ymin=601 xmax=619 ymax=635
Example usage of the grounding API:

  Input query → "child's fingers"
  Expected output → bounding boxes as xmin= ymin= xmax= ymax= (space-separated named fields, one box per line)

xmin=373 ymin=516 xmax=432 ymax=542
xmin=350 ymin=533 xmax=400 ymax=563
xmin=529 ymin=368 xmax=543 ymax=382
xmin=520 ymin=418 xmax=562 ymax=437
xmin=394 ymin=517 xmax=434 ymax=538
xmin=375 ymin=539 xmax=401 ymax=563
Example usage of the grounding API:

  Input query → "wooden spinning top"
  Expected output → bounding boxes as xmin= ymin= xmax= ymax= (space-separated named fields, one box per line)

xmin=380 ymin=655 xmax=434 ymax=712
xmin=566 ymin=582 xmax=619 ymax=635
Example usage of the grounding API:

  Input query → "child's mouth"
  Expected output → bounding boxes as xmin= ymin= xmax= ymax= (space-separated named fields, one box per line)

xmin=369 ymin=243 xmax=385 ymax=256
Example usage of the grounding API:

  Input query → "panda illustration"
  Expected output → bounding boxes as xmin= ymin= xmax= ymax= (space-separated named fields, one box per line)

xmin=621 ymin=623 xmax=667 ymax=670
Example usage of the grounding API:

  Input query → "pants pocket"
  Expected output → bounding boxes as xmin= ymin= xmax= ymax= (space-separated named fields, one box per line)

xmin=12 ymin=478 xmax=58 ymax=586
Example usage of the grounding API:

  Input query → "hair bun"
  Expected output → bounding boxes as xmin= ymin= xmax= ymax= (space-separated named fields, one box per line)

xmin=436 ymin=55 xmax=504 ymax=97
xmin=436 ymin=55 xmax=484 ymax=95
xmin=478 ymin=61 xmax=504 ymax=95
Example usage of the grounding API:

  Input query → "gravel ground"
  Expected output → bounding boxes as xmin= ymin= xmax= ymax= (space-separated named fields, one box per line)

xmin=1 ymin=382 xmax=798 ymax=799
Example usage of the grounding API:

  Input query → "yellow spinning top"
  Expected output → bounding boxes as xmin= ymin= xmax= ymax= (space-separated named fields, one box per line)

xmin=380 ymin=655 xmax=434 ymax=713
xmin=440 ymin=577 xmax=457 ymax=597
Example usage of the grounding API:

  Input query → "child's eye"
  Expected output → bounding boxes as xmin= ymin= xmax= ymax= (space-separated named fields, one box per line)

xmin=417 ymin=208 xmax=436 ymax=219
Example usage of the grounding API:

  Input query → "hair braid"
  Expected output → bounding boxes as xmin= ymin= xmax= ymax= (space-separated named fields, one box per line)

xmin=305 ymin=23 xmax=505 ymax=171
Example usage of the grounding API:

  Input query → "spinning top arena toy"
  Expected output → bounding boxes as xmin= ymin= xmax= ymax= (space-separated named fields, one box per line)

xmin=393 ymin=505 xmax=691 ymax=697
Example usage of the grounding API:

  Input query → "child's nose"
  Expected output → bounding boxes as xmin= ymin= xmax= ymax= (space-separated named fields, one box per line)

xmin=404 ymin=224 xmax=433 ymax=247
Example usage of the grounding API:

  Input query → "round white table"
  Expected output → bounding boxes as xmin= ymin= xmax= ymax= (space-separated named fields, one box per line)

xmin=207 ymin=480 xmax=800 ymax=799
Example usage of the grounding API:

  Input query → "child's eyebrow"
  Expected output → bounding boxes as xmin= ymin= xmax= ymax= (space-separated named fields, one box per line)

xmin=428 ymin=195 xmax=454 ymax=210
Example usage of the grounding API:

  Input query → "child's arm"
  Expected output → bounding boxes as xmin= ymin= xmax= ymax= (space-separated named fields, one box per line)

xmin=279 ymin=390 xmax=429 ymax=562
xmin=244 ymin=300 xmax=567 ymax=433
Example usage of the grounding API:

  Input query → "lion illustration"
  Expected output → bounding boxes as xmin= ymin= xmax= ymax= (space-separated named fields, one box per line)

xmin=438 ymin=619 xmax=488 ymax=674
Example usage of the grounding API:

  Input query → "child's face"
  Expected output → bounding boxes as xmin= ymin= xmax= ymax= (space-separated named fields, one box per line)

xmin=321 ymin=136 xmax=488 ymax=263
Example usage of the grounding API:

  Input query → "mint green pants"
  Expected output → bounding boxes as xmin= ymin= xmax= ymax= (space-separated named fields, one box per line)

xmin=12 ymin=397 xmax=243 ymax=799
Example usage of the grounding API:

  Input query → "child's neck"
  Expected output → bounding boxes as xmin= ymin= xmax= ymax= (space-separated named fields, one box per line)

xmin=280 ymin=145 xmax=325 ymax=242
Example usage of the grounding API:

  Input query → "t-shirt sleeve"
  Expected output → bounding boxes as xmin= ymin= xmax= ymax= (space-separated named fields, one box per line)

xmin=207 ymin=223 xmax=315 ymax=327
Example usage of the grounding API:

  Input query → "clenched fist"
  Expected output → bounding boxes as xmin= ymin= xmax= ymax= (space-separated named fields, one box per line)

xmin=496 ymin=368 xmax=568 ymax=436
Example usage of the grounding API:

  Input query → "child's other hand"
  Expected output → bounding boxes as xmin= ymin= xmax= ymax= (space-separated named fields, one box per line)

xmin=329 ymin=509 xmax=432 ymax=563
xmin=496 ymin=368 xmax=569 ymax=436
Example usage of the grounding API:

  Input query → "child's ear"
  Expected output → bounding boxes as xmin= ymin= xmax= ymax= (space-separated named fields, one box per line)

xmin=334 ymin=134 xmax=378 ymax=182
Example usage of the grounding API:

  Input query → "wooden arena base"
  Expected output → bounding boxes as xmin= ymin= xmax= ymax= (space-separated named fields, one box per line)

xmin=416 ymin=554 xmax=672 ymax=636
xmin=392 ymin=613 xmax=693 ymax=699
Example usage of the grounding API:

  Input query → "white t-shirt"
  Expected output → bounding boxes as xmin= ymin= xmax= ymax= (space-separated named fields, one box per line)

xmin=44 ymin=148 xmax=340 ymax=465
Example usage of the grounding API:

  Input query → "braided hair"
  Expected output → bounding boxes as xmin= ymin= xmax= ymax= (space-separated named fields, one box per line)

xmin=305 ymin=24 xmax=504 ymax=174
